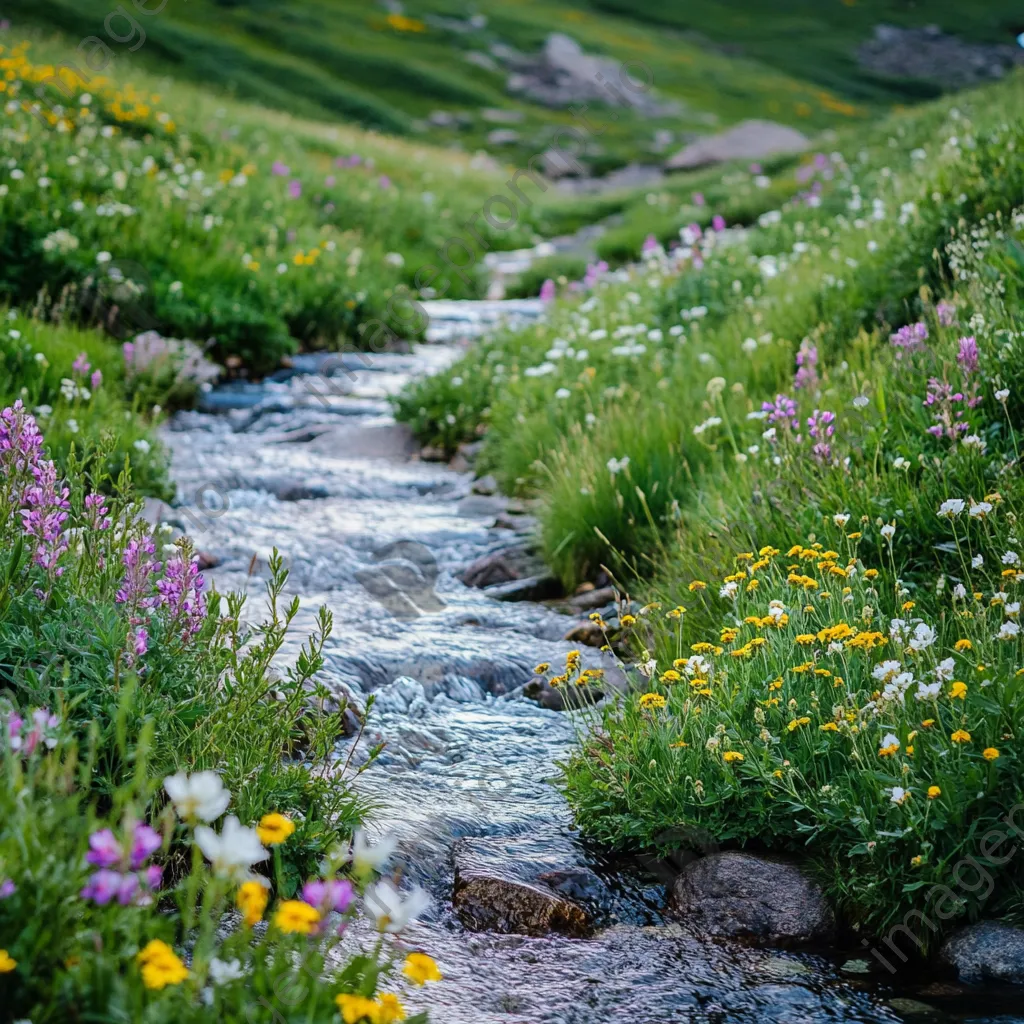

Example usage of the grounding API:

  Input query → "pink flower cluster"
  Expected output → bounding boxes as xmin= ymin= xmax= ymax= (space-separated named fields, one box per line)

xmin=794 ymin=342 xmax=819 ymax=391
xmin=5 ymin=706 xmax=60 ymax=756
xmin=301 ymin=878 xmax=355 ymax=935
xmin=81 ymin=823 xmax=163 ymax=906
xmin=890 ymin=321 xmax=928 ymax=353
xmin=924 ymin=376 xmax=981 ymax=441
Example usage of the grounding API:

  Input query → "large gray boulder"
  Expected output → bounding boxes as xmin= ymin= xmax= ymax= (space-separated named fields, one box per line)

xmin=939 ymin=922 xmax=1024 ymax=985
xmin=670 ymin=851 xmax=834 ymax=947
xmin=666 ymin=120 xmax=808 ymax=171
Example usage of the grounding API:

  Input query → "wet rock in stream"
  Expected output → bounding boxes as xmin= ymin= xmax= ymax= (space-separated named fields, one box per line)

xmin=670 ymin=851 xmax=835 ymax=948
xmin=939 ymin=922 xmax=1024 ymax=985
xmin=452 ymin=836 xmax=603 ymax=937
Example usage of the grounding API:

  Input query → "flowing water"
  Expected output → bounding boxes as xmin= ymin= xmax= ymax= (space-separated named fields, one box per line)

xmin=163 ymin=302 xmax=1021 ymax=1024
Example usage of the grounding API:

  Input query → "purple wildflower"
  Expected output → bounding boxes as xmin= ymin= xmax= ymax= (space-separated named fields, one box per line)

xmin=807 ymin=409 xmax=836 ymax=462
xmin=378 ymin=175 xmax=391 ymax=190
xmin=90 ymin=369 xmax=103 ymax=391
xmin=936 ymin=300 xmax=956 ymax=327
xmin=133 ymin=626 xmax=148 ymax=657
xmin=84 ymin=493 xmax=111 ymax=531
xmin=20 ymin=458 xmax=70 ymax=577
xmin=890 ymin=322 xmax=928 ymax=352
xmin=271 ymin=161 xmax=290 ymax=176
xmin=287 ymin=179 xmax=302 ymax=199
xmin=130 ymin=824 xmax=162 ymax=870
xmin=793 ymin=342 xmax=819 ymax=391
xmin=0 ymin=880 xmax=14 ymax=899
xmin=87 ymin=828 xmax=123 ymax=868
xmin=155 ymin=549 xmax=207 ymax=643
xmin=642 ymin=233 xmax=660 ymax=254
xmin=72 ymin=353 xmax=90 ymax=376
xmin=325 ymin=175 xmax=336 ymax=187
xmin=692 ymin=191 xmax=705 ymax=206
xmin=81 ymin=868 xmax=125 ymax=905
xmin=957 ymin=335 xmax=979 ymax=374
xmin=302 ymin=878 xmax=354 ymax=914
xmin=539 ymin=278 xmax=556 ymax=302
xmin=116 ymin=536 xmax=160 ymax=612
xmin=762 ymin=394 xmax=799 ymax=430
xmin=712 ymin=214 xmax=726 ymax=232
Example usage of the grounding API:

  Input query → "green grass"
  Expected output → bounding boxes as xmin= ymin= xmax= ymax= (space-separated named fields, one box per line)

xmin=395 ymin=67 xmax=1024 ymax=946
xmin=3 ymin=0 xmax=904 ymax=175
xmin=585 ymin=0 xmax=1023 ymax=102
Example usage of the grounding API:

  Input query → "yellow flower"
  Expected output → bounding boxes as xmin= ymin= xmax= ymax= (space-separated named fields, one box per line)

xmin=794 ymin=634 xmax=817 ymax=646
xmin=983 ymin=748 xmax=1000 ymax=761
xmin=137 ymin=940 xmax=188 ymax=989
xmin=336 ymin=994 xmax=381 ymax=1024
xmin=533 ymin=663 xmax=550 ymax=674
xmin=787 ymin=717 xmax=811 ymax=732
xmin=236 ymin=880 xmax=269 ymax=927
xmin=403 ymin=952 xmax=442 ymax=985
xmin=688 ymin=580 xmax=707 ymax=592
xmin=257 ymin=813 xmax=296 ymax=846
xmin=273 ymin=900 xmax=321 ymax=935
xmin=863 ymin=568 xmax=879 ymax=580
xmin=638 ymin=693 xmax=667 ymax=710
xmin=911 ymin=855 xmax=924 ymax=868
xmin=927 ymin=785 xmax=941 ymax=799
xmin=620 ymin=614 xmax=636 ymax=627
xmin=921 ymin=719 xmax=935 ymax=728
xmin=722 ymin=751 xmax=745 ymax=764
xmin=951 ymin=729 xmax=972 ymax=744
xmin=660 ymin=670 xmax=682 ymax=683
xmin=0 ymin=949 xmax=16 ymax=973
xmin=954 ymin=639 xmax=972 ymax=652
xmin=820 ymin=722 xmax=838 ymax=732
xmin=377 ymin=993 xmax=406 ymax=1023
xmin=950 ymin=681 xmax=968 ymax=700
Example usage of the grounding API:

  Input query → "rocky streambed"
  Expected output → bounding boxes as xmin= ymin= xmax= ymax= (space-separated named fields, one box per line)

xmin=158 ymin=301 xmax=1023 ymax=1024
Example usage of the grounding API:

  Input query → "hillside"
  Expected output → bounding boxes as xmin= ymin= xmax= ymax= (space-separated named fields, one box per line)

xmin=5 ymin=0 xmax=1022 ymax=177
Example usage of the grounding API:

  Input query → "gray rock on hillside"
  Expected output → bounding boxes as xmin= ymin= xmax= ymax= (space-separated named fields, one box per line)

xmin=858 ymin=25 xmax=1024 ymax=90
xmin=504 ymin=33 xmax=674 ymax=116
xmin=670 ymin=851 xmax=835 ymax=947
xmin=665 ymin=120 xmax=809 ymax=171
xmin=939 ymin=922 xmax=1024 ymax=985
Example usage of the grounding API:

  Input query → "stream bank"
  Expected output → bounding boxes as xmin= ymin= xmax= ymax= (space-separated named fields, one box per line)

xmin=159 ymin=302 xmax=1022 ymax=1024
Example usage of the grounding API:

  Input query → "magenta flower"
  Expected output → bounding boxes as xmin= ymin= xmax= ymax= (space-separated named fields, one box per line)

xmin=325 ymin=175 xmax=336 ymax=187
xmin=539 ymin=278 xmax=556 ymax=302
xmin=131 ymin=824 xmax=162 ymax=869
xmin=86 ymin=829 xmax=122 ymax=868
xmin=378 ymin=175 xmax=392 ymax=190
xmin=793 ymin=342 xmax=819 ymax=391
xmin=271 ymin=161 xmax=290 ymax=176
xmin=692 ymin=191 xmax=705 ymax=206
xmin=890 ymin=322 xmax=928 ymax=352
xmin=84 ymin=492 xmax=111 ymax=531
xmin=0 ymin=880 xmax=15 ymax=899
xmin=122 ymin=341 xmax=135 ymax=366
xmin=155 ymin=549 xmax=207 ymax=643
xmin=807 ymin=409 xmax=836 ymax=462
xmin=133 ymin=626 xmax=148 ymax=657
xmin=711 ymin=214 xmax=726 ymax=232
xmin=302 ymin=879 xmax=354 ymax=914
xmin=90 ymin=369 xmax=103 ymax=391
xmin=116 ymin=536 xmax=159 ymax=611
xmin=957 ymin=335 xmax=979 ymax=374
xmin=72 ymin=352 xmax=90 ymax=376
xmin=762 ymin=394 xmax=799 ymax=430
xmin=287 ymin=179 xmax=302 ymax=199
xmin=936 ymin=300 xmax=956 ymax=327
xmin=642 ymin=233 xmax=660 ymax=254
xmin=81 ymin=868 xmax=125 ymax=905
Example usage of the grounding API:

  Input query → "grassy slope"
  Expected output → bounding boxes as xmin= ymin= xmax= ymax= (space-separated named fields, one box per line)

xmin=586 ymin=0 xmax=1023 ymax=101
xmin=3 ymin=0 xmax=911 ymax=173
xmin=0 ymin=26 xmax=575 ymax=373
xmin=396 ymin=70 xmax=1024 ymax=584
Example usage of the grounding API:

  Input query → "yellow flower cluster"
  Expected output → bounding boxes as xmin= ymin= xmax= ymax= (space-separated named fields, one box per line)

xmin=137 ymin=939 xmax=188 ymax=990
